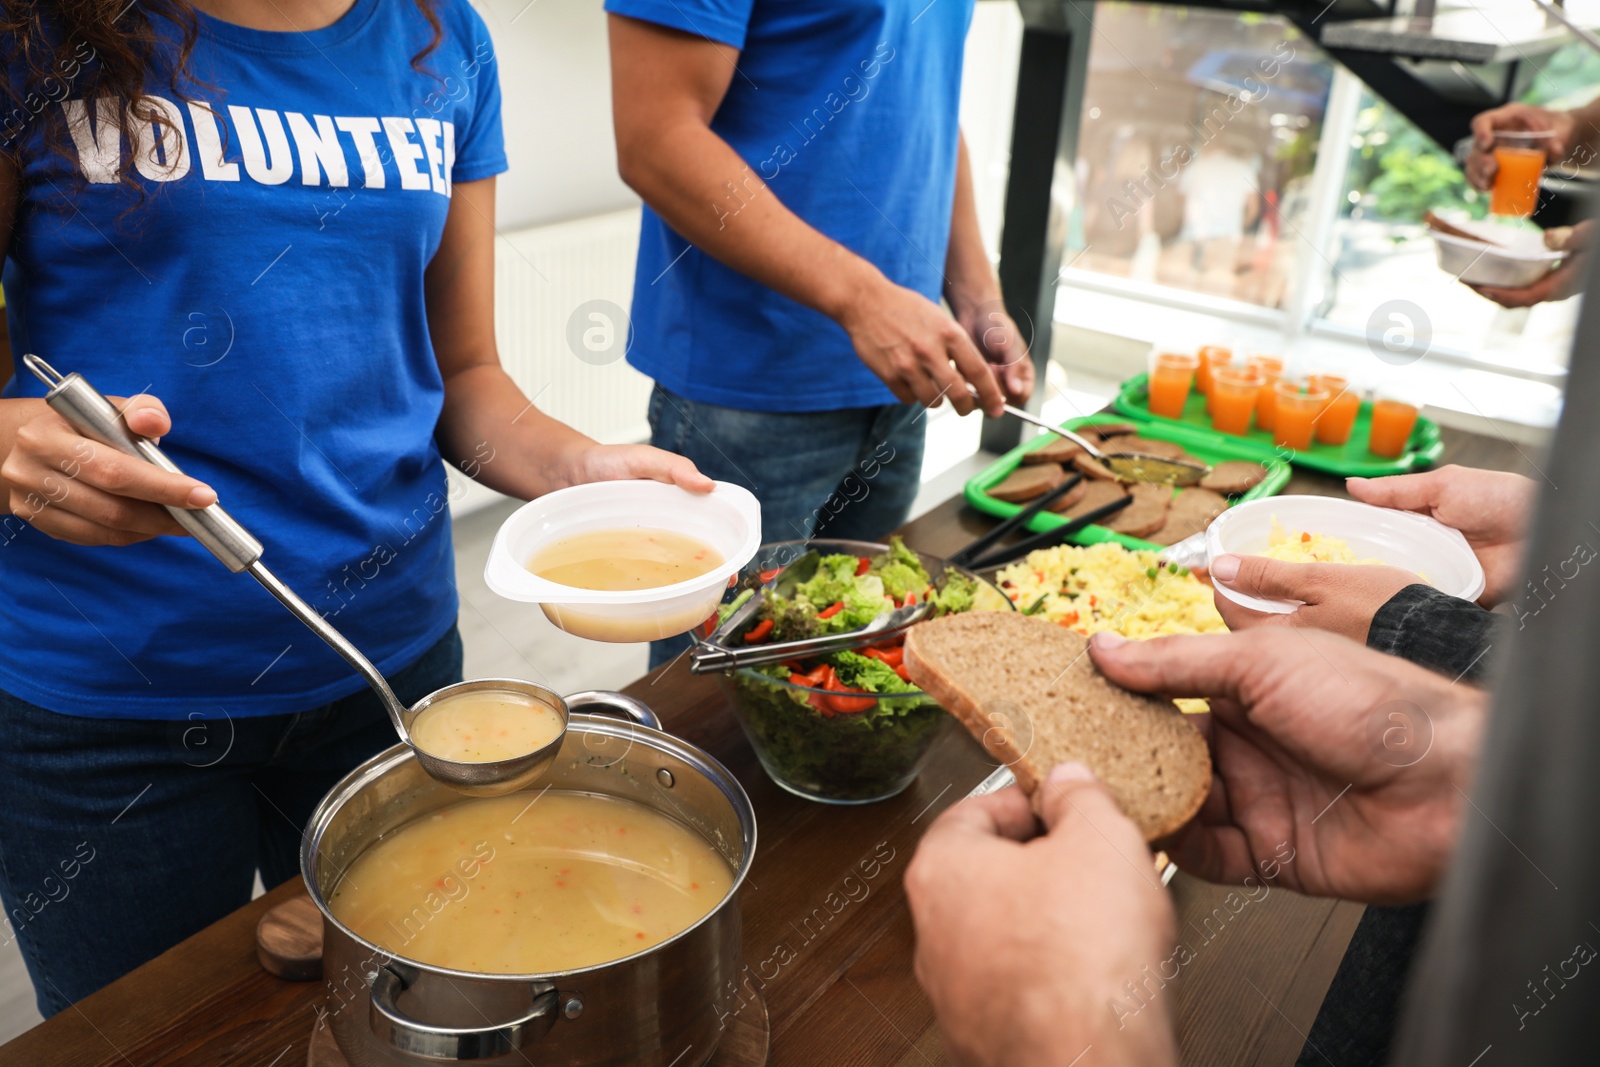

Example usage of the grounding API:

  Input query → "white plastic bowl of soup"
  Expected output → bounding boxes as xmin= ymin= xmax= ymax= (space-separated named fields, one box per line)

xmin=483 ymin=480 xmax=762 ymax=641
xmin=1204 ymin=495 xmax=1485 ymax=615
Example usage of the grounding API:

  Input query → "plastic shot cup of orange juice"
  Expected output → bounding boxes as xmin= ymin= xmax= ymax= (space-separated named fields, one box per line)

xmin=1273 ymin=379 xmax=1328 ymax=452
xmin=1368 ymin=393 xmax=1420 ymax=458
xmin=1308 ymin=373 xmax=1360 ymax=446
xmin=1147 ymin=350 xmax=1199 ymax=419
xmin=1246 ymin=354 xmax=1285 ymax=432
xmin=1490 ymin=130 xmax=1553 ymax=218
xmin=1209 ymin=364 xmax=1263 ymax=436
xmin=1196 ymin=345 xmax=1230 ymax=409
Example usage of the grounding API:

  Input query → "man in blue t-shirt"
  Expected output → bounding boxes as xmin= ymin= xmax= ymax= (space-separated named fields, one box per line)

xmin=605 ymin=0 xmax=1033 ymax=585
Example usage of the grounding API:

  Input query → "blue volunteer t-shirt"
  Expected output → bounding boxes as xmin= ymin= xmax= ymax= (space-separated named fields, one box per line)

xmin=604 ymin=0 xmax=975 ymax=412
xmin=0 ymin=0 xmax=506 ymax=719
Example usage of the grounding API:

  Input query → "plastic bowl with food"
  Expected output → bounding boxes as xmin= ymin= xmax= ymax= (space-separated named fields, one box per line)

xmin=483 ymin=480 xmax=761 ymax=642
xmin=703 ymin=538 xmax=1013 ymax=804
xmin=1204 ymin=495 xmax=1485 ymax=615
xmin=1429 ymin=216 xmax=1564 ymax=288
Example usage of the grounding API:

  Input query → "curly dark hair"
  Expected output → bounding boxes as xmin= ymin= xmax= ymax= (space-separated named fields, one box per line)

xmin=1 ymin=0 xmax=441 ymax=188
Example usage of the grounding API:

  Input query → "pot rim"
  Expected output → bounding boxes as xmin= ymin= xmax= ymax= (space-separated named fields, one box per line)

xmin=301 ymin=712 xmax=757 ymax=982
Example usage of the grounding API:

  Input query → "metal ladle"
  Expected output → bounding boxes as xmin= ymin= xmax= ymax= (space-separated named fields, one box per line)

xmin=997 ymin=402 xmax=1212 ymax=487
xmin=22 ymin=354 xmax=642 ymax=797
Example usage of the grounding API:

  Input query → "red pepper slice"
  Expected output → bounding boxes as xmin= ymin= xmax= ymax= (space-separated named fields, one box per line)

xmin=855 ymin=557 xmax=871 ymax=576
xmin=893 ymin=663 xmax=911 ymax=682
xmin=876 ymin=647 xmax=904 ymax=667
xmin=758 ymin=567 xmax=783 ymax=582
xmin=742 ymin=618 xmax=774 ymax=644
xmin=903 ymin=589 xmax=917 ymax=606
xmin=817 ymin=601 xmax=845 ymax=620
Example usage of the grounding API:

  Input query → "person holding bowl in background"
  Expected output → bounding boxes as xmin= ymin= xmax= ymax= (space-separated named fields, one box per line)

xmin=1463 ymin=97 xmax=1599 ymax=307
xmin=604 ymin=0 xmax=1034 ymax=646
xmin=0 ymin=0 xmax=708 ymax=1015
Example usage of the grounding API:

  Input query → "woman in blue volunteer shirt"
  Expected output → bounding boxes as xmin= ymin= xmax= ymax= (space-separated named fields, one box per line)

xmin=0 ymin=0 xmax=708 ymax=1013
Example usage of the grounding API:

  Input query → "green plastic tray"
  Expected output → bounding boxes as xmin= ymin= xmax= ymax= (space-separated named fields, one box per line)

xmin=1112 ymin=373 xmax=1443 ymax=477
xmin=962 ymin=414 xmax=1292 ymax=554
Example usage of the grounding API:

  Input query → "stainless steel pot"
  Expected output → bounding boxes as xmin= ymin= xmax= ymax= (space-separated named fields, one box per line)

xmin=302 ymin=690 xmax=757 ymax=1067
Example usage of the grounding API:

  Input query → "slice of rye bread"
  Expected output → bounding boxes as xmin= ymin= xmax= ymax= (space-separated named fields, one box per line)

xmin=1146 ymin=487 xmax=1228 ymax=546
xmin=1021 ymin=436 xmax=1085 ymax=465
xmin=1100 ymin=434 xmax=1188 ymax=461
xmin=990 ymin=463 xmax=1067 ymax=503
xmin=904 ymin=613 xmax=1211 ymax=840
xmin=1060 ymin=480 xmax=1128 ymax=519
xmin=1080 ymin=422 xmax=1139 ymax=440
xmin=1104 ymin=482 xmax=1171 ymax=537
xmin=1045 ymin=477 xmax=1090 ymax=513
xmin=1199 ymin=460 xmax=1268 ymax=495
xmin=1072 ymin=453 xmax=1124 ymax=482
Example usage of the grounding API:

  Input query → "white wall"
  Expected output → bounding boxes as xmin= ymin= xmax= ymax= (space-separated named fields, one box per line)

xmin=475 ymin=0 xmax=641 ymax=231
xmin=476 ymin=0 xmax=1023 ymax=236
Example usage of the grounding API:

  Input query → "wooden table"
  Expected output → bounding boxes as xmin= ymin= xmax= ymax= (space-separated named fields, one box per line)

xmin=0 ymin=426 xmax=1532 ymax=1067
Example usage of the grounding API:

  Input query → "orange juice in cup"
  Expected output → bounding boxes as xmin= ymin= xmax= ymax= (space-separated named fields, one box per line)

xmin=1148 ymin=350 xmax=1199 ymax=419
xmin=1490 ymin=130 xmax=1553 ymax=218
xmin=1273 ymin=379 xmax=1328 ymax=452
xmin=1308 ymin=373 xmax=1360 ymax=446
xmin=1196 ymin=344 xmax=1230 ymax=410
xmin=1209 ymin=364 xmax=1262 ymax=436
xmin=1247 ymin=354 xmax=1285 ymax=432
xmin=1369 ymin=396 xmax=1420 ymax=458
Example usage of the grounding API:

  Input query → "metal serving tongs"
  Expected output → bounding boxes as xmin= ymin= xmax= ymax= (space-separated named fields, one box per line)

xmin=21 ymin=354 xmax=643 ymax=797
xmin=688 ymin=550 xmax=932 ymax=674
xmin=991 ymin=400 xmax=1211 ymax=487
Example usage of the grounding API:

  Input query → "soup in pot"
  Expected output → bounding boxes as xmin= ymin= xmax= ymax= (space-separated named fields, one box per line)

xmin=527 ymin=528 xmax=722 ymax=590
xmin=328 ymin=792 xmax=732 ymax=973
xmin=410 ymin=689 xmax=565 ymax=764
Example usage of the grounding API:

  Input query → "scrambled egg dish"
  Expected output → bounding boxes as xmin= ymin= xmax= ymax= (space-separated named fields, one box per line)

xmin=1260 ymin=519 xmax=1384 ymax=566
xmin=994 ymin=542 xmax=1225 ymax=639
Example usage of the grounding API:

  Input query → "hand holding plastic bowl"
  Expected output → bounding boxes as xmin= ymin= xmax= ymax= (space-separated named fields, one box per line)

xmin=1161 ymin=495 xmax=1486 ymax=615
xmin=484 ymin=480 xmax=762 ymax=642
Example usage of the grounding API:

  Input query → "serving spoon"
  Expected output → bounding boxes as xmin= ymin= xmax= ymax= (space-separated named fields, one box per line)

xmin=22 ymin=354 xmax=635 ymax=797
xmin=997 ymin=402 xmax=1211 ymax=487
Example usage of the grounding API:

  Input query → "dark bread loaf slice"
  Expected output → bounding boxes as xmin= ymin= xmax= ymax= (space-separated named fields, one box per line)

xmin=1100 ymin=434 xmax=1188 ymax=461
xmin=1146 ymin=487 xmax=1228 ymax=546
xmin=1072 ymin=453 xmax=1123 ymax=482
xmin=1060 ymin=480 xmax=1128 ymax=519
xmin=1045 ymin=477 xmax=1090 ymax=513
xmin=1199 ymin=461 xmax=1267 ymax=495
xmin=1081 ymin=422 xmax=1139 ymax=440
xmin=1021 ymin=436 xmax=1086 ymax=465
xmin=990 ymin=463 xmax=1067 ymax=503
xmin=904 ymin=613 xmax=1211 ymax=841
xmin=1104 ymin=483 xmax=1171 ymax=538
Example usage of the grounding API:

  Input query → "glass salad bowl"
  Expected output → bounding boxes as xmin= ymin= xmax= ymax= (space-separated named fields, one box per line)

xmin=700 ymin=539 xmax=1013 ymax=804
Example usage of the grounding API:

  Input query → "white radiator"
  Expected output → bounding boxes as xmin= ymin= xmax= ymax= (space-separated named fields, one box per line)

xmin=449 ymin=206 xmax=655 ymax=515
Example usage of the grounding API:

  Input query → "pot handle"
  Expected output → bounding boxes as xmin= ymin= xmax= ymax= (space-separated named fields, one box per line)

xmin=565 ymin=690 xmax=662 ymax=731
xmin=369 ymin=966 xmax=558 ymax=1060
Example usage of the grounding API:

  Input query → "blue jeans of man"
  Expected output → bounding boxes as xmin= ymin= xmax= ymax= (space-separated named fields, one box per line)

xmin=645 ymin=384 xmax=927 ymax=667
xmin=0 ymin=625 xmax=463 ymax=1016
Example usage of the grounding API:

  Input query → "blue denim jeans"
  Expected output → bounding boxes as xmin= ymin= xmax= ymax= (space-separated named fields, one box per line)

xmin=646 ymin=384 xmax=927 ymax=667
xmin=0 ymin=625 xmax=463 ymax=1016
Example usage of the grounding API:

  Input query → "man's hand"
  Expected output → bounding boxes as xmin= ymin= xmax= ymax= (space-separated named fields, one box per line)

xmin=557 ymin=443 xmax=714 ymax=493
xmin=906 ymin=765 xmax=1180 ymax=1067
xmin=1090 ymin=628 xmax=1486 ymax=905
xmin=2 ymin=395 xmax=216 ymax=546
xmin=1209 ymin=553 xmax=1424 ymax=642
xmin=1346 ymin=465 xmax=1534 ymax=606
xmin=953 ymin=299 xmax=1033 ymax=405
xmin=1470 ymin=218 xmax=1593 ymax=308
xmin=838 ymin=275 xmax=1006 ymax=417
xmin=1465 ymin=102 xmax=1577 ymax=190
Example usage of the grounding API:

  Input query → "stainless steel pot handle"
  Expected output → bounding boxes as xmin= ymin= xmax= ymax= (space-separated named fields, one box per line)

xmin=565 ymin=690 xmax=662 ymax=731
xmin=369 ymin=966 xmax=558 ymax=1060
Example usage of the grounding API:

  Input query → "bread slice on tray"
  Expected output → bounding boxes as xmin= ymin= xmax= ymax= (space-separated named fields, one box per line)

xmin=1104 ymin=482 xmax=1171 ymax=538
xmin=990 ymin=463 xmax=1066 ymax=503
xmin=1199 ymin=461 xmax=1267 ymax=495
xmin=1022 ymin=436 xmax=1085 ymax=465
xmin=1146 ymin=487 xmax=1228 ymax=546
xmin=904 ymin=613 xmax=1211 ymax=841
xmin=1059 ymin=480 xmax=1128 ymax=519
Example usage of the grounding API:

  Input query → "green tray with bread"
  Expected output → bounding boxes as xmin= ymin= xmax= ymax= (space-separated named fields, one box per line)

xmin=963 ymin=413 xmax=1291 ymax=553
xmin=1112 ymin=373 xmax=1443 ymax=477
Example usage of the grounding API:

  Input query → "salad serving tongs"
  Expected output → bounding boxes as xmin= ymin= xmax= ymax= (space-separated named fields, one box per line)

xmin=688 ymin=550 xmax=932 ymax=674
